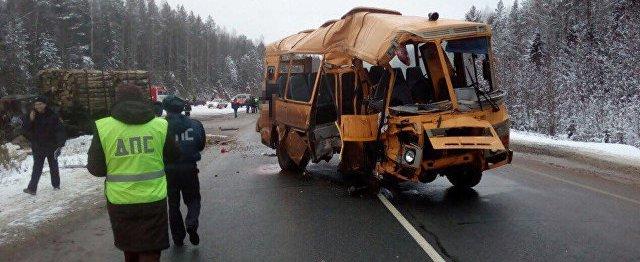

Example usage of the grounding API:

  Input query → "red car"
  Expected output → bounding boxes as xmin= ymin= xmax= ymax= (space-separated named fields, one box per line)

xmin=231 ymin=94 xmax=251 ymax=107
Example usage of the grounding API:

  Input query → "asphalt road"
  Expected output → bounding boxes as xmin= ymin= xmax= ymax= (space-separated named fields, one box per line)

xmin=3 ymin=113 xmax=639 ymax=261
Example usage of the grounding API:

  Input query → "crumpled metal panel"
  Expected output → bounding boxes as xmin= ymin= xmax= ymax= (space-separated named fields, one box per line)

xmin=339 ymin=114 xmax=379 ymax=141
xmin=284 ymin=130 xmax=308 ymax=165
xmin=424 ymin=116 xmax=505 ymax=150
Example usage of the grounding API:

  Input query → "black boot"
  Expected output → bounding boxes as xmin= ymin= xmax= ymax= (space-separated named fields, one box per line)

xmin=187 ymin=228 xmax=199 ymax=245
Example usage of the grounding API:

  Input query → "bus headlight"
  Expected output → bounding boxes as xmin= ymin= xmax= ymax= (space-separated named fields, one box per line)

xmin=399 ymin=144 xmax=422 ymax=168
xmin=404 ymin=149 xmax=416 ymax=164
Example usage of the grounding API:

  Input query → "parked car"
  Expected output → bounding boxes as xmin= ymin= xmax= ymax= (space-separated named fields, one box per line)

xmin=231 ymin=94 xmax=251 ymax=107
xmin=207 ymin=99 xmax=228 ymax=109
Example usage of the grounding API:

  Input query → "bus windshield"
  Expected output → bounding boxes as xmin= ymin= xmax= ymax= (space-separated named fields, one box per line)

xmin=442 ymin=37 xmax=493 ymax=92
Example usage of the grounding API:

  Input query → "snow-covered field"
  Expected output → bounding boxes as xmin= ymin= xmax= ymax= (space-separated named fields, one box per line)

xmin=511 ymin=130 xmax=640 ymax=169
xmin=0 ymin=135 xmax=103 ymax=245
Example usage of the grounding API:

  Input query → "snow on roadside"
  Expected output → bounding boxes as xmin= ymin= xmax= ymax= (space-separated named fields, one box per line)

xmin=511 ymin=130 xmax=640 ymax=168
xmin=190 ymin=105 xmax=237 ymax=116
xmin=0 ymin=136 xmax=103 ymax=245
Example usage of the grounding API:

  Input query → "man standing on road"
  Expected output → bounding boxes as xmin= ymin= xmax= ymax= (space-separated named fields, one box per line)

xmin=252 ymin=97 xmax=259 ymax=113
xmin=184 ymin=100 xmax=192 ymax=117
xmin=87 ymin=84 xmax=180 ymax=262
xmin=23 ymin=96 xmax=65 ymax=195
xmin=231 ymin=98 xmax=239 ymax=118
xmin=162 ymin=95 xmax=206 ymax=247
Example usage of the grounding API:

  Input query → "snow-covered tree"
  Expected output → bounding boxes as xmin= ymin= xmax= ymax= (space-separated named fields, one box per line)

xmin=0 ymin=17 xmax=32 ymax=94
xmin=476 ymin=0 xmax=640 ymax=146
xmin=465 ymin=6 xmax=483 ymax=22
xmin=37 ymin=33 xmax=63 ymax=69
xmin=0 ymin=0 xmax=265 ymax=100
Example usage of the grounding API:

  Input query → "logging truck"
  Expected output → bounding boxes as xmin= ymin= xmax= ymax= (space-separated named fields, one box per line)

xmin=256 ymin=7 xmax=512 ymax=190
xmin=37 ymin=69 xmax=155 ymax=135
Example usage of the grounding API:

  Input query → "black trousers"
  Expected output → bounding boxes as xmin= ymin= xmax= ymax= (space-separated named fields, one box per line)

xmin=27 ymin=150 xmax=60 ymax=191
xmin=166 ymin=166 xmax=201 ymax=243
xmin=124 ymin=250 xmax=161 ymax=262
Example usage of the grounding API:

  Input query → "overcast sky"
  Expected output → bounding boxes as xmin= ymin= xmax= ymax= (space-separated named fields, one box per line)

xmin=163 ymin=0 xmax=512 ymax=43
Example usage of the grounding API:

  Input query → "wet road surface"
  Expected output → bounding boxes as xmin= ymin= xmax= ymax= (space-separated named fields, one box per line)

xmin=3 ymin=114 xmax=640 ymax=261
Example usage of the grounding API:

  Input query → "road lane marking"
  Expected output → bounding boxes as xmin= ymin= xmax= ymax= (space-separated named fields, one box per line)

xmin=377 ymin=193 xmax=446 ymax=262
xmin=515 ymin=165 xmax=640 ymax=205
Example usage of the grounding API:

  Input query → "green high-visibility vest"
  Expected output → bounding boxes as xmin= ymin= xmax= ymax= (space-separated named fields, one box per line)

xmin=96 ymin=117 xmax=168 ymax=205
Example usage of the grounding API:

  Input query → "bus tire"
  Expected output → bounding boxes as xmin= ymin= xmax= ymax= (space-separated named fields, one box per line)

xmin=276 ymin=143 xmax=309 ymax=172
xmin=446 ymin=168 xmax=483 ymax=188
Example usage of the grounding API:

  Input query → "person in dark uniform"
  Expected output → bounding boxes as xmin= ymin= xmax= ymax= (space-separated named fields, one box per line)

xmin=162 ymin=95 xmax=206 ymax=247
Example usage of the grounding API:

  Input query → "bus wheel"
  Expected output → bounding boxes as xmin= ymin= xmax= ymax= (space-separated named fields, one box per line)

xmin=446 ymin=167 xmax=483 ymax=188
xmin=276 ymin=143 xmax=309 ymax=172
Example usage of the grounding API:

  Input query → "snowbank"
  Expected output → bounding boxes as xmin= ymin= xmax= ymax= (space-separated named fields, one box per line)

xmin=0 ymin=136 xmax=103 ymax=245
xmin=511 ymin=130 xmax=640 ymax=173
xmin=0 ymin=135 xmax=92 ymax=181
xmin=190 ymin=105 xmax=236 ymax=116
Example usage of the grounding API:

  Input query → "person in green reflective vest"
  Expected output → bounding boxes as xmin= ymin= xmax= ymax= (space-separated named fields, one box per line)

xmin=88 ymin=84 xmax=180 ymax=262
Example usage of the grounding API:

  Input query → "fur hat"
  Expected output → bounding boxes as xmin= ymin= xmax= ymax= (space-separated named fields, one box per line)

xmin=115 ymin=84 xmax=146 ymax=102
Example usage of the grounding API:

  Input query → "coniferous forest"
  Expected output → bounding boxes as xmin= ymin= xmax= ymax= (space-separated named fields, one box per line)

xmin=0 ymin=0 xmax=264 ymax=100
xmin=467 ymin=0 xmax=640 ymax=146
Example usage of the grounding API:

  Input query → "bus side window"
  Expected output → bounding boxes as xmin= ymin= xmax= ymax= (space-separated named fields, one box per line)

xmin=276 ymin=75 xmax=288 ymax=98
xmin=286 ymin=74 xmax=313 ymax=102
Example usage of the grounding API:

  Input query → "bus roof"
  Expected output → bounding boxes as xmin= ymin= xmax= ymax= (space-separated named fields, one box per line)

xmin=266 ymin=7 xmax=490 ymax=65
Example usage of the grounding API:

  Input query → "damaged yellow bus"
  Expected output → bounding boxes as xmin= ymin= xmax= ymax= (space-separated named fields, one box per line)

xmin=257 ymin=7 xmax=512 ymax=189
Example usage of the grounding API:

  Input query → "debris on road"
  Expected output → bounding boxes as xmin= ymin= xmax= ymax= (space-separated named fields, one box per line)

xmin=219 ymin=127 xmax=240 ymax=131
xmin=262 ymin=152 xmax=277 ymax=157
xmin=206 ymin=134 xmax=237 ymax=146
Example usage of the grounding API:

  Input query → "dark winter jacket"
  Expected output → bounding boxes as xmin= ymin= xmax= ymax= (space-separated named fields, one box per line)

xmin=23 ymin=108 xmax=65 ymax=154
xmin=165 ymin=112 xmax=206 ymax=170
xmin=86 ymin=100 xmax=180 ymax=252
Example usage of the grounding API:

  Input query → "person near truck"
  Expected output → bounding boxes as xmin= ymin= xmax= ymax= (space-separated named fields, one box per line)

xmin=22 ymin=96 xmax=65 ymax=195
xmin=231 ymin=98 xmax=239 ymax=118
xmin=162 ymin=95 xmax=206 ymax=247
xmin=87 ymin=84 xmax=180 ymax=262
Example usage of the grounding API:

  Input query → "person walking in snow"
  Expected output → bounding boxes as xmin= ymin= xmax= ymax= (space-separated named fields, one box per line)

xmin=87 ymin=84 xmax=180 ymax=262
xmin=162 ymin=95 xmax=206 ymax=247
xmin=23 ymin=96 xmax=65 ymax=195
xmin=231 ymin=98 xmax=239 ymax=118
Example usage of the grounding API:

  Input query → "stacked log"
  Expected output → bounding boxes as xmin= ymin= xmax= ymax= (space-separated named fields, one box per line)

xmin=38 ymin=69 xmax=150 ymax=119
